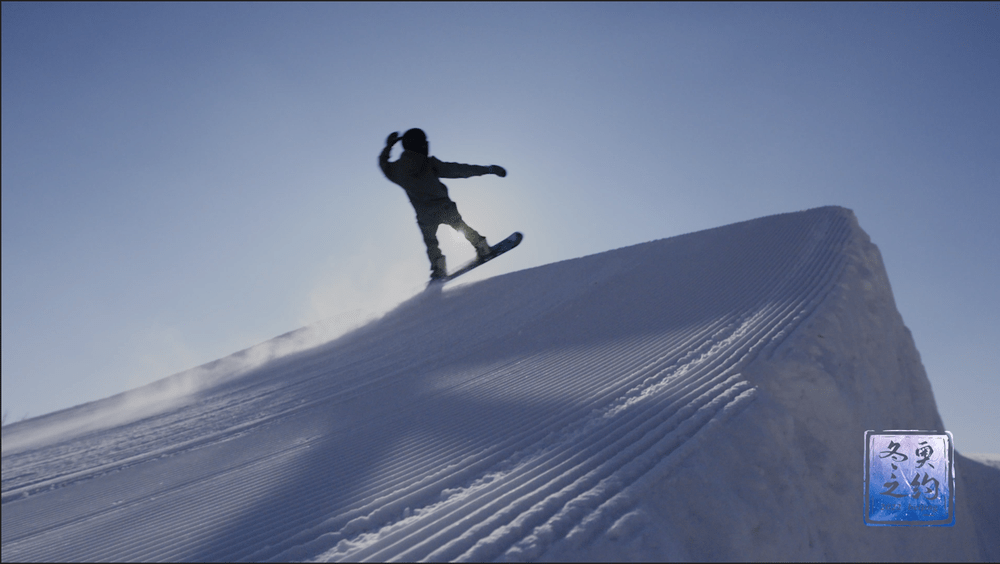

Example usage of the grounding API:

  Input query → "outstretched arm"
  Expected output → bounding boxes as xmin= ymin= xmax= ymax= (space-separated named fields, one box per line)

xmin=434 ymin=159 xmax=507 ymax=179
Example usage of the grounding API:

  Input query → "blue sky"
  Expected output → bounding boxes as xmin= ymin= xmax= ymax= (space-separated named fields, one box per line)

xmin=2 ymin=3 xmax=997 ymax=452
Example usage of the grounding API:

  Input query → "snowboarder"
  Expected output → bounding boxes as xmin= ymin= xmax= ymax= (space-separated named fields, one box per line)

xmin=379 ymin=128 xmax=507 ymax=281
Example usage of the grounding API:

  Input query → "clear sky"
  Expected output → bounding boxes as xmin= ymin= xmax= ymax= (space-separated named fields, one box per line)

xmin=2 ymin=3 xmax=997 ymax=452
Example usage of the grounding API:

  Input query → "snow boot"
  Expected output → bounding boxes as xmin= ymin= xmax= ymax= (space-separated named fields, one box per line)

xmin=430 ymin=256 xmax=447 ymax=280
xmin=475 ymin=239 xmax=492 ymax=260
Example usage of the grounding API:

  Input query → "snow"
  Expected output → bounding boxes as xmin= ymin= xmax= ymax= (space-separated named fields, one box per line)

xmin=2 ymin=206 xmax=996 ymax=562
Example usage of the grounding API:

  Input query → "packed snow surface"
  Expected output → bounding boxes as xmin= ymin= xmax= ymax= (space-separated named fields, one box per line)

xmin=2 ymin=206 xmax=996 ymax=562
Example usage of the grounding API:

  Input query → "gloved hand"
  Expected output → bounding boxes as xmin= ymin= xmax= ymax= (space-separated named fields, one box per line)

xmin=489 ymin=165 xmax=507 ymax=177
xmin=386 ymin=131 xmax=400 ymax=146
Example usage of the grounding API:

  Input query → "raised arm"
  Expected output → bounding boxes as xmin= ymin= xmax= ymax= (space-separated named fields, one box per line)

xmin=378 ymin=132 xmax=400 ymax=176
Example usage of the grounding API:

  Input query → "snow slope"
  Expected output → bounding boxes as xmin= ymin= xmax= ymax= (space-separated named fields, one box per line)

xmin=2 ymin=206 xmax=996 ymax=562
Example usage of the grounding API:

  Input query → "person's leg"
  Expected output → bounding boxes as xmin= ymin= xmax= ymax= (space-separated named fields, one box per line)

xmin=418 ymin=219 xmax=447 ymax=276
xmin=450 ymin=219 xmax=483 ymax=246
xmin=441 ymin=203 xmax=489 ymax=258
xmin=450 ymin=219 xmax=492 ymax=258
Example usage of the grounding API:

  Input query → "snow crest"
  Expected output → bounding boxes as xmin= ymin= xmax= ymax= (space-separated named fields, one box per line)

xmin=3 ymin=206 xmax=993 ymax=561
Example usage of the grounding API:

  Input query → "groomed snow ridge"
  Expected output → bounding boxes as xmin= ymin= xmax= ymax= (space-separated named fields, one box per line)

xmin=2 ymin=205 xmax=997 ymax=562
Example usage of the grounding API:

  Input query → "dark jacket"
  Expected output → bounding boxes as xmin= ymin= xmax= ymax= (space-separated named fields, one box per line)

xmin=379 ymin=147 xmax=491 ymax=214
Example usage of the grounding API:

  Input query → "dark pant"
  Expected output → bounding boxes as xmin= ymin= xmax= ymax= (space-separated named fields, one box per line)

xmin=416 ymin=203 xmax=485 ymax=266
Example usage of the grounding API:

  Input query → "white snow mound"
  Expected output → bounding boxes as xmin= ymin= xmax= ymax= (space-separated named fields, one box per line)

xmin=2 ymin=206 xmax=996 ymax=562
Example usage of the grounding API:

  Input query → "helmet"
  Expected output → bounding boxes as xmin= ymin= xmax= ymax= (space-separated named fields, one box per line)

xmin=402 ymin=128 xmax=428 ymax=155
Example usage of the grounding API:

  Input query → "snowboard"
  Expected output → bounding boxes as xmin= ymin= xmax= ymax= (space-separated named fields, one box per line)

xmin=432 ymin=232 xmax=523 ymax=284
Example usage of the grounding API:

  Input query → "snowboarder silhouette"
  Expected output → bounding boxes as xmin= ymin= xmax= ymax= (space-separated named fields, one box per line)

xmin=379 ymin=128 xmax=507 ymax=281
